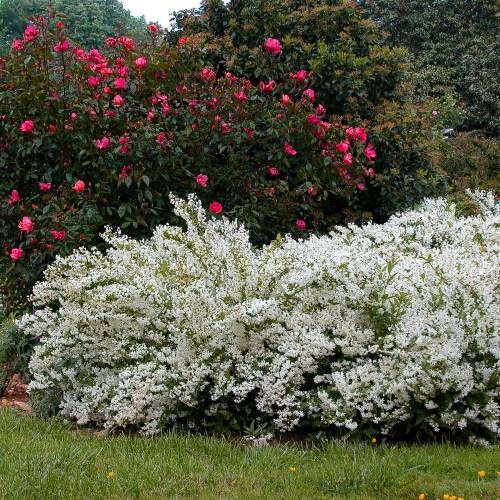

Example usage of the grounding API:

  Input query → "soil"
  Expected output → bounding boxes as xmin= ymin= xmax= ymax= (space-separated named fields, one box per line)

xmin=0 ymin=373 xmax=32 ymax=413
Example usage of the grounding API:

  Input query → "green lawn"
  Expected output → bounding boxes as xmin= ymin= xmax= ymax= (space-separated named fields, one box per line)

xmin=0 ymin=410 xmax=498 ymax=499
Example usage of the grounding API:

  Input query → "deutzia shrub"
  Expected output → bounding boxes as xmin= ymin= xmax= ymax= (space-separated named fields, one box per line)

xmin=19 ymin=192 xmax=500 ymax=439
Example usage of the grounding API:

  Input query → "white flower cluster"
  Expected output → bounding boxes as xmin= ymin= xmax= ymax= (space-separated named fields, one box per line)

xmin=19 ymin=192 xmax=500 ymax=437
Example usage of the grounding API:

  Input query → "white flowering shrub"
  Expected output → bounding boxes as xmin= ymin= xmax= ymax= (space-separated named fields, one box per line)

xmin=19 ymin=192 xmax=499 ymax=439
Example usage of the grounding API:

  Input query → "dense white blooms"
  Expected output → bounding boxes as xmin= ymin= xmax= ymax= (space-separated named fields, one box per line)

xmin=19 ymin=192 xmax=500 ymax=437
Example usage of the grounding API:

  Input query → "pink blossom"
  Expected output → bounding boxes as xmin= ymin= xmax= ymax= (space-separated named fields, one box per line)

xmin=302 ymin=88 xmax=315 ymax=102
xmin=148 ymin=24 xmax=159 ymax=33
xmin=263 ymin=37 xmax=282 ymax=55
xmin=316 ymin=104 xmax=326 ymax=115
xmin=259 ymin=80 xmax=276 ymax=93
xmin=18 ymin=216 xmax=33 ymax=233
xmin=70 ymin=112 xmax=78 ymax=121
xmin=95 ymin=137 xmax=110 ymax=149
xmin=20 ymin=120 xmax=34 ymax=133
xmin=119 ymin=37 xmax=135 ymax=50
xmin=53 ymin=40 xmax=70 ymax=52
xmin=48 ymin=124 xmax=57 ymax=133
xmin=196 ymin=174 xmax=208 ymax=187
xmin=233 ymin=91 xmax=248 ymax=102
xmin=134 ymin=56 xmax=148 ymax=69
xmin=281 ymin=94 xmax=291 ymax=106
xmin=356 ymin=182 xmax=366 ymax=191
xmin=200 ymin=67 xmax=216 ymax=81
xmin=346 ymin=126 xmax=367 ymax=143
xmin=209 ymin=201 xmax=223 ymax=214
xmin=113 ymin=77 xmax=127 ymax=90
xmin=220 ymin=121 xmax=231 ymax=134
xmin=342 ymin=153 xmax=353 ymax=166
xmin=118 ymin=166 xmax=131 ymax=180
xmin=87 ymin=76 xmax=100 ymax=87
xmin=295 ymin=219 xmax=306 ymax=231
xmin=10 ymin=248 xmax=23 ymax=261
xmin=335 ymin=140 xmax=350 ymax=153
xmin=50 ymin=230 xmax=66 ymax=240
xmin=364 ymin=144 xmax=377 ymax=160
xmin=306 ymin=113 xmax=321 ymax=125
xmin=307 ymin=186 xmax=317 ymax=196
xmin=72 ymin=180 xmax=86 ymax=192
xmin=8 ymin=189 xmax=20 ymax=204
xmin=39 ymin=182 xmax=52 ymax=191
xmin=177 ymin=36 xmax=189 ymax=46
xmin=113 ymin=95 xmax=125 ymax=107
xmin=267 ymin=166 xmax=280 ymax=177
xmin=364 ymin=167 xmax=375 ymax=178
xmin=284 ymin=142 xmax=297 ymax=156
xmin=11 ymin=39 xmax=24 ymax=51
xmin=23 ymin=24 xmax=39 ymax=42
xmin=290 ymin=70 xmax=308 ymax=82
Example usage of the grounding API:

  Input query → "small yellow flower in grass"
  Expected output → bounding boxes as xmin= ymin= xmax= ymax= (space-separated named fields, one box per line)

xmin=450 ymin=496 xmax=457 ymax=500
xmin=478 ymin=470 xmax=486 ymax=478
xmin=496 ymin=471 xmax=500 ymax=476
xmin=371 ymin=437 xmax=377 ymax=445
xmin=418 ymin=493 xmax=426 ymax=500
xmin=289 ymin=466 xmax=297 ymax=473
xmin=443 ymin=495 xmax=450 ymax=500
xmin=107 ymin=471 xmax=115 ymax=479
xmin=457 ymin=497 xmax=464 ymax=500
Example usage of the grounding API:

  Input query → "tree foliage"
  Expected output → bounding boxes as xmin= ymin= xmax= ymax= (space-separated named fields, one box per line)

xmin=360 ymin=0 xmax=500 ymax=134
xmin=0 ymin=0 xmax=149 ymax=52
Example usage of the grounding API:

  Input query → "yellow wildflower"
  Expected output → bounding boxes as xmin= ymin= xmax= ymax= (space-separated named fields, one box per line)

xmin=478 ymin=470 xmax=486 ymax=478
xmin=418 ymin=494 xmax=426 ymax=500
xmin=371 ymin=437 xmax=377 ymax=444
xmin=289 ymin=466 xmax=297 ymax=473
xmin=107 ymin=471 xmax=115 ymax=479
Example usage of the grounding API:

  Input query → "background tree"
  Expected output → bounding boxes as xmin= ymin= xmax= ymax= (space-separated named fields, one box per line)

xmin=0 ymin=0 xmax=149 ymax=52
xmin=360 ymin=0 xmax=499 ymax=134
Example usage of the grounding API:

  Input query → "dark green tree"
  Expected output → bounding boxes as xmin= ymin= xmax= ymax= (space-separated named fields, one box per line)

xmin=0 ymin=0 xmax=149 ymax=52
xmin=360 ymin=0 xmax=500 ymax=134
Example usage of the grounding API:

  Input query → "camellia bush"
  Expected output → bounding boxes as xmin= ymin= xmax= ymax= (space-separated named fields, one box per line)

xmin=19 ymin=191 xmax=499 ymax=440
xmin=0 ymin=11 xmax=378 ymax=309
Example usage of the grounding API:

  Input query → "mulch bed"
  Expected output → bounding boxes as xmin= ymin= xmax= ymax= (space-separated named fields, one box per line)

xmin=0 ymin=373 xmax=31 ymax=413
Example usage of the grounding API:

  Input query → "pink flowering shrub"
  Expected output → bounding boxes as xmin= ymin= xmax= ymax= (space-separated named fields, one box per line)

xmin=0 ymin=12 xmax=376 ymax=308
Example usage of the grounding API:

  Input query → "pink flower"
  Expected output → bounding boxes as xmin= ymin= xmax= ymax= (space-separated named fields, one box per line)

xmin=281 ymin=94 xmax=291 ymax=106
xmin=316 ymin=104 xmax=326 ymax=115
xmin=18 ymin=216 xmax=33 ymax=233
xmin=342 ymin=153 xmax=353 ymax=166
xmin=209 ymin=201 xmax=223 ymax=214
xmin=72 ymin=180 xmax=86 ymax=192
xmin=8 ymin=189 xmax=20 ymax=204
xmin=11 ymin=39 xmax=24 ymax=51
xmin=284 ymin=142 xmax=297 ymax=156
xmin=307 ymin=186 xmax=317 ymax=196
xmin=364 ymin=167 xmax=375 ymax=178
xmin=113 ymin=95 xmax=125 ymax=107
xmin=134 ymin=56 xmax=148 ymax=69
xmin=118 ymin=166 xmax=131 ymax=180
xmin=95 ymin=137 xmax=110 ymax=149
xmin=10 ymin=248 xmax=23 ymax=261
xmin=200 ymin=67 xmax=216 ymax=81
xmin=196 ymin=174 xmax=208 ymax=187
xmin=113 ymin=77 xmax=127 ymax=90
xmin=263 ymin=37 xmax=282 ymax=55
xmin=178 ymin=36 xmax=189 ymax=46
xmin=335 ymin=140 xmax=350 ymax=153
xmin=346 ymin=127 xmax=367 ymax=143
xmin=306 ymin=113 xmax=321 ymax=125
xmin=302 ymin=88 xmax=315 ymax=102
xmin=220 ymin=121 xmax=231 ymax=134
xmin=364 ymin=144 xmax=377 ymax=160
xmin=356 ymin=182 xmax=366 ymax=191
xmin=267 ymin=166 xmax=280 ymax=177
xmin=119 ymin=37 xmax=135 ymax=50
xmin=233 ymin=91 xmax=248 ymax=102
xmin=53 ymin=40 xmax=70 ymax=52
xmin=20 ymin=120 xmax=34 ymax=133
xmin=259 ymin=80 xmax=276 ymax=93
xmin=290 ymin=70 xmax=308 ymax=82
xmin=23 ymin=24 xmax=39 ymax=42
xmin=148 ymin=24 xmax=159 ymax=33
xmin=50 ymin=230 xmax=66 ymax=240
xmin=48 ymin=124 xmax=57 ymax=133
xmin=295 ymin=219 xmax=306 ymax=231
xmin=87 ymin=76 xmax=100 ymax=87
xmin=39 ymin=182 xmax=52 ymax=191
